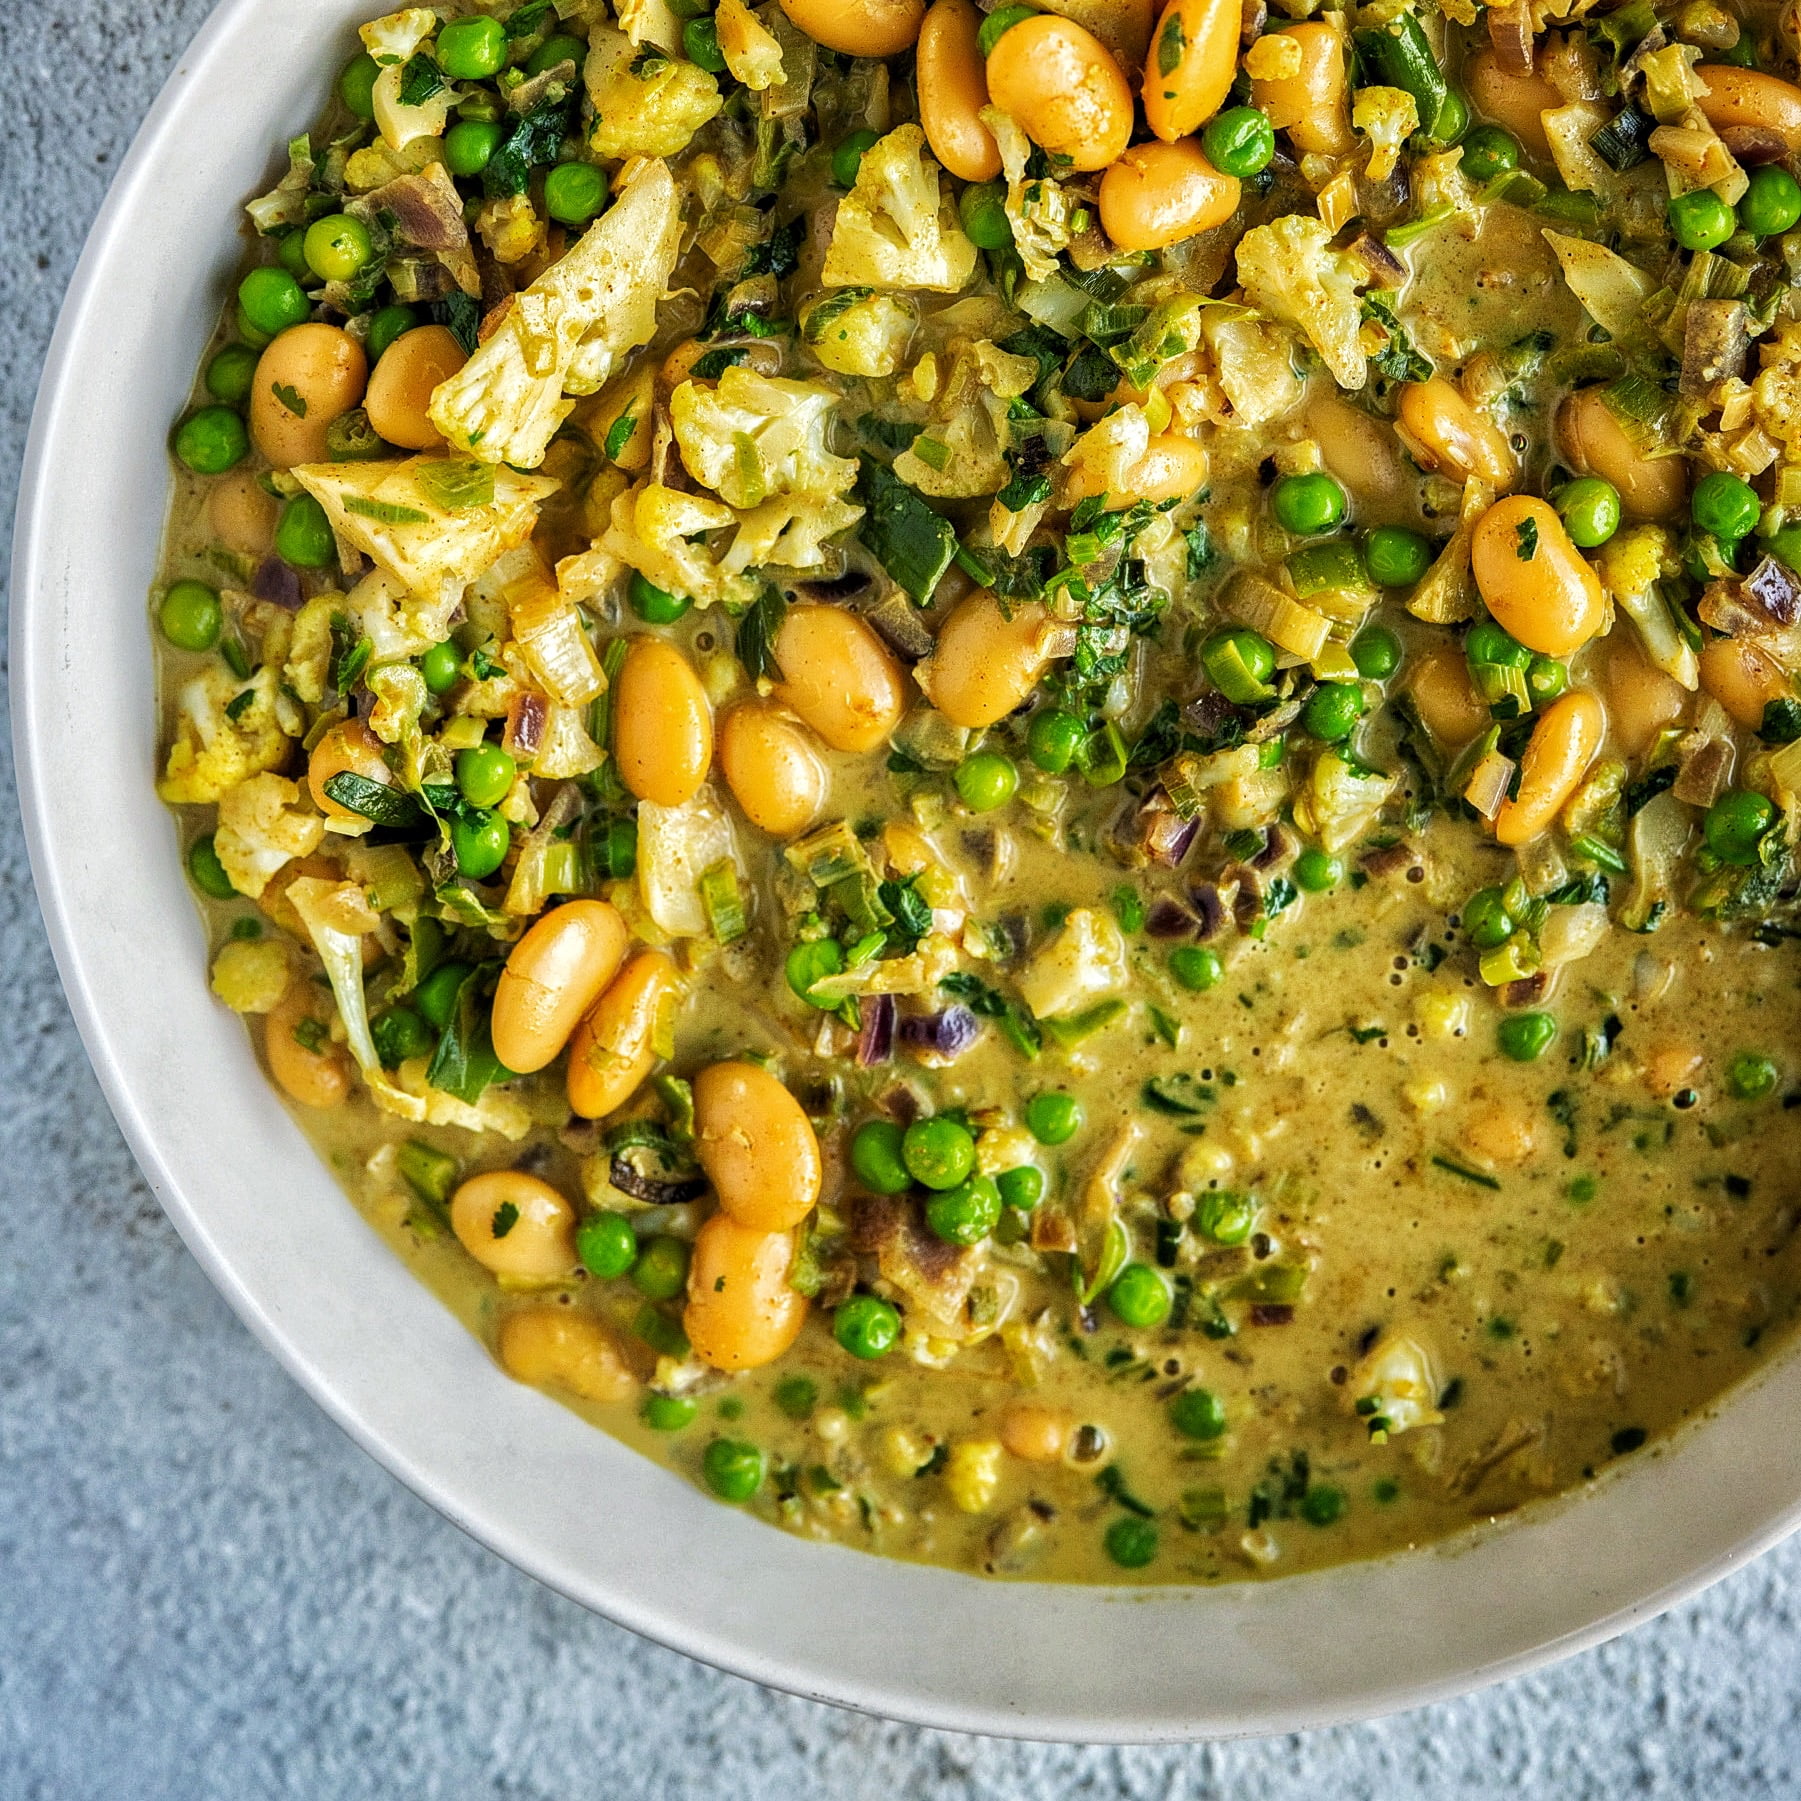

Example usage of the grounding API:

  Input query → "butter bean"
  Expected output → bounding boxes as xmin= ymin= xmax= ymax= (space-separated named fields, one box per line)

xmin=1251 ymin=23 xmax=1353 ymax=157
xmin=1408 ymin=641 xmax=1490 ymax=747
xmin=566 ymin=949 xmax=679 ymax=1120
xmin=718 ymin=699 xmax=829 ymax=837
xmin=777 ymin=0 xmax=923 ymax=56
xmin=694 ymin=1060 xmax=822 ymax=1232
xmin=918 ymin=0 xmax=1000 ymax=181
xmin=1143 ymin=0 xmax=1241 ymax=143
xmin=1699 ymin=635 xmax=1790 ymax=727
xmin=490 ymin=899 xmax=629 ymax=1075
xmin=1599 ymin=633 xmax=1688 ymax=756
xmin=497 ymin=1308 xmax=637 ymax=1402
xmin=773 ymin=603 xmax=907 ymax=752
xmin=683 ymin=1213 xmax=809 ymax=1371
xmin=250 ymin=323 xmax=367 ymax=468
xmin=1494 ymin=690 xmax=1605 ymax=846
xmin=1558 ymin=387 xmax=1688 ymax=523
xmin=308 ymin=718 xmax=395 ymax=824
xmin=207 ymin=469 xmax=278 ymax=557
xmin=363 ymin=323 xmax=466 ymax=451
xmin=1466 ymin=49 xmax=1558 ymax=158
xmin=451 ymin=1169 xmax=579 ymax=1280
xmin=1472 ymin=496 xmax=1607 ymax=658
xmin=999 ymin=1399 xmax=1071 ymax=1462
xmin=984 ymin=15 xmax=1134 ymax=172
xmin=1397 ymin=377 xmax=1515 ymax=491
xmin=264 ymin=976 xmax=351 ymax=1109
xmin=1695 ymin=65 xmax=1801 ymax=153
xmin=613 ymin=636 xmax=713 ymax=808
xmin=1098 ymin=139 xmax=1240 ymax=251
xmin=926 ymin=592 xmax=1051 ymax=729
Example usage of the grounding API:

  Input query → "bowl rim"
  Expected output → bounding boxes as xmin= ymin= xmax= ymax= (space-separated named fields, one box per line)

xmin=14 ymin=0 xmax=1801 ymax=1744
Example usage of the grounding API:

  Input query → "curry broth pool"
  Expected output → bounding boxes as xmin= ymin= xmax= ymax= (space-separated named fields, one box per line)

xmin=154 ymin=0 xmax=1801 ymax=1582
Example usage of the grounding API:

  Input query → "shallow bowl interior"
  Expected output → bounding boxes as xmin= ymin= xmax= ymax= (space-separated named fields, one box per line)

xmin=14 ymin=0 xmax=1801 ymax=1741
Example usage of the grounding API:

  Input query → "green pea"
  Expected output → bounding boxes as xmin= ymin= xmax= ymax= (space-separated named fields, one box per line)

xmin=279 ymin=228 xmax=318 ymax=285
xmin=958 ymin=181 xmax=1014 ymax=250
xmin=1739 ymin=165 xmax=1801 ymax=239
xmin=850 ymin=1119 xmax=912 ymax=1194
xmin=365 ymin=304 xmax=421 ymax=360
xmin=1169 ymin=1386 xmax=1227 ymax=1440
xmin=682 ymin=15 xmax=728 ymax=69
xmin=1555 ymin=475 xmax=1621 ymax=549
xmin=445 ymin=117 xmax=504 ymax=178
xmin=1301 ymin=681 xmax=1364 ymax=743
xmin=996 ymin=1165 xmax=1044 ymax=1212
xmin=414 ymin=961 xmax=471 ymax=1031
xmin=643 ymin=1393 xmax=698 ymax=1431
xmin=338 ymin=52 xmax=380 ymax=118
xmin=1199 ymin=627 xmax=1277 ymax=703
xmin=979 ymin=2 xmax=1037 ymax=53
xmin=1497 ymin=1010 xmax=1557 ymax=1062
xmin=1462 ymin=885 xmax=1514 ymax=950
xmin=832 ymin=129 xmax=880 ymax=189
xmin=303 ymin=214 xmax=374 ymax=283
xmin=371 ymin=1005 xmax=433 ymax=1067
xmin=1766 ymin=521 xmax=1801 ymax=575
xmin=1024 ymin=1091 xmax=1081 ymax=1145
xmin=451 ymin=808 xmax=511 ymax=880
xmin=173 ymin=405 xmax=249 ymax=475
xmin=1271 ymin=471 xmax=1346 ymax=536
xmin=1430 ymin=87 xmax=1469 ymax=146
xmin=420 ymin=639 xmax=462 ymax=694
xmin=187 ymin=833 xmax=236 ymax=900
xmin=1466 ymin=618 xmax=1531 ymax=670
xmin=701 ymin=1437 xmax=765 ymax=1502
xmin=275 ymin=494 xmax=335 ymax=569
xmin=632 ymin=1234 xmax=691 ymax=1301
xmin=1360 ymin=525 xmax=1431 ymax=589
xmin=1200 ymin=105 xmax=1275 ymax=178
xmin=902 ymin=1116 xmax=977 ymax=1191
xmin=1027 ymin=707 xmax=1085 ymax=773
xmin=954 ymin=751 xmax=1019 ymax=812
xmin=1292 ymin=847 xmax=1341 ymax=892
xmin=834 ymin=1293 xmax=902 ymax=1358
xmin=456 ymin=743 xmax=517 ymax=809
xmin=437 ymin=13 xmax=508 ymax=78
xmin=1459 ymin=124 xmax=1518 ymax=183
xmin=1705 ymin=787 xmax=1776 ymax=864
xmin=233 ymin=304 xmax=273 ymax=351
xmin=204 ymin=344 xmax=259 ymax=406
xmin=1169 ymin=945 xmax=1223 ymax=992
xmin=1668 ymin=188 xmax=1735 ymax=252
xmin=544 ymin=161 xmax=610 ymax=225
xmin=1195 ymin=1190 xmax=1255 ymax=1245
xmin=577 ymin=1211 xmax=640 ymax=1279
xmin=1104 ymin=1515 xmax=1159 ymax=1569
xmin=925 ymin=1174 xmax=1002 ymax=1245
xmin=526 ymin=33 xmax=587 ymax=75
xmin=1107 ymin=1261 xmax=1171 ymax=1328
xmin=629 ymin=569 xmax=691 ymax=623
xmin=238 ymin=265 xmax=310 ymax=337
xmin=785 ymin=937 xmax=844 ymax=1008
xmin=1300 ymin=1483 xmax=1346 ymax=1526
xmin=159 ymin=579 xmax=223 ymax=653
xmin=1726 ymin=1052 xmax=1779 ymax=1101
xmin=1715 ymin=25 xmax=1758 ymax=62
xmin=1527 ymin=655 xmax=1568 ymax=703
xmin=1693 ymin=470 xmax=1761 ymax=543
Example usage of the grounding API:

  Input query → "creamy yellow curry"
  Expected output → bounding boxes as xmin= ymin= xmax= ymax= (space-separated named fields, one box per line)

xmin=155 ymin=0 xmax=1801 ymax=1581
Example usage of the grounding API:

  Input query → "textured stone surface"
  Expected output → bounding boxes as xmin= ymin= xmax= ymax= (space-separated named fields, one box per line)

xmin=4 ymin=6 xmax=1801 ymax=1796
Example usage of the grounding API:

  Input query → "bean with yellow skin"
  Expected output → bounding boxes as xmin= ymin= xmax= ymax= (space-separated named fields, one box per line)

xmin=1064 ymin=432 xmax=1210 ymax=507
xmin=1466 ymin=49 xmax=1558 ymax=158
xmin=999 ymin=1399 xmax=1071 ymax=1463
xmin=490 ymin=899 xmax=629 ymax=1075
xmin=1397 ymin=378 xmax=1515 ymax=492
xmin=694 ymin=1061 xmax=823 ymax=1232
xmin=264 ymin=976 xmax=351 ymax=1110
xmin=566 ymin=949 xmax=679 ymax=1119
xmin=363 ymin=323 xmax=466 ymax=451
xmin=308 ymin=718 xmax=394 ymax=824
xmin=1471 ymin=496 xmax=1607 ymax=658
xmin=1408 ymin=641 xmax=1490 ymax=747
xmin=1558 ymin=388 xmax=1688 ymax=522
xmin=1644 ymin=1041 xmax=1704 ymax=1100
xmin=927 ymin=592 xmax=1052 ymax=730
xmin=777 ymin=0 xmax=923 ymax=56
xmin=917 ymin=0 xmax=1000 ymax=181
xmin=1098 ymin=139 xmax=1240 ymax=252
xmin=1307 ymin=390 xmax=1412 ymax=517
xmin=718 ymin=699 xmax=828 ymax=837
xmin=249 ymin=323 xmax=367 ymax=468
xmin=497 ymin=1308 xmax=637 ymax=1403
xmin=683 ymin=1213 xmax=809 ymax=1371
xmin=1494 ymin=690 xmax=1606 ymax=846
xmin=1695 ymin=65 xmax=1801 ymax=153
xmin=451 ymin=1169 xmax=579 ymax=1281
xmin=612 ymin=637 xmax=713 ymax=808
xmin=1461 ymin=1094 xmax=1539 ymax=1168
xmin=773 ymin=603 xmax=907 ymax=752
xmin=1142 ymin=0 xmax=1241 ymax=144
xmin=984 ymin=15 xmax=1134 ymax=172
xmin=207 ymin=469 xmax=278 ymax=557
xmin=1599 ymin=634 xmax=1688 ymax=757
xmin=1251 ymin=23 xmax=1353 ymax=157
xmin=1699 ymin=635 xmax=1790 ymax=728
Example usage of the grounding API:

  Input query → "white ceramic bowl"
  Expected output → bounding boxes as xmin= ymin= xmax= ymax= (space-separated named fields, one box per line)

xmin=14 ymin=0 xmax=1801 ymax=1741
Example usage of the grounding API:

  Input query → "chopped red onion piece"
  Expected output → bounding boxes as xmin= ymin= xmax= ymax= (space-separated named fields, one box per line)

xmin=252 ymin=555 xmax=302 ymax=609
xmin=503 ymin=691 xmax=548 ymax=761
xmin=857 ymin=993 xmax=896 ymax=1066
xmin=899 ymin=1005 xmax=980 ymax=1059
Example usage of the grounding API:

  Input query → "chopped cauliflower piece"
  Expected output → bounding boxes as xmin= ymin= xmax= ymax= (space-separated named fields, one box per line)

xmin=981 ymin=106 xmax=1073 ymax=284
xmin=1060 ymin=403 xmax=1150 ymax=506
xmin=1236 ymin=215 xmax=1367 ymax=391
xmin=1353 ymin=86 xmax=1418 ymax=183
xmin=584 ymin=27 xmax=723 ymax=159
xmin=212 ymin=772 xmax=325 ymax=900
xmin=359 ymin=8 xmax=435 ymax=65
xmin=535 ymin=703 xmax=609 ymax=779
xmin=429 ymin=158 xmax=684 ymax=468
xmin=893 ymin=340 xmax=1037 ymax=498
xmin=1542 ymin=230 xmax=1654 ymax=342
xmin=1351 ymin=1334 xmax=1445 ymax=1439
xmin=158 ymin=666 xmax=292 ymax=806
xmin=374 ymin=60 xmax=460 ymax=153
xmin=476 ymin=193 xmax=544 ymax=267
xmin=1293 ymin=748 xmax=1396 ymax=854
xmin=943 ymin=1440 xmax=1004 ymax=1513
xmin=823 ymin=125 xmax=979 ymax=294
xmin=210 ymin=938 xmax=293 ymax=1015
xmin=1198 ymin=311 xmax=1303 ymax=426
xmin=800 ymin=289 xmax=917 ymax=378
xmin=288 ymin=456 xmax=558 ymax=635
xmin=637 ymin=788 xmax=743 ymax=936
xmin=1017 ymin=907 xmax=1128 ymax=1019
xmin=670 ymin=365 xmax=857 ymax=507
xmin=383 ymin=1059 xmax=537 ymax=1137
xmin=613 ymin=0 xmax=683 ymax=51
xmin=716 ymin=0 xmax=785 ymax=89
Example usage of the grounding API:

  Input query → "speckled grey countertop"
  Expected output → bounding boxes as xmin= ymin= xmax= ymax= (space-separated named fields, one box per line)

xmin=6 ymin=6 xmax=1801 ymax=1795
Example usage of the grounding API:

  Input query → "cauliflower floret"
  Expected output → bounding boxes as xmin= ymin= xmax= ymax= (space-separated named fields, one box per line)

xmin=942 ymin=1440 xmax=1004 ymax=1514
xmin=1597 ymin=524 xmax=1695 ymax=688
xmin=893 ymin=340 xmax=1038 ymax=498
xmin=1351 ymin=1334 xmax=1445 ymax=1439
xmin=344 ymin=135 xmax=444 ymax=195
xmin=1235 ymin=214 xmax=1367 ymax=391
xmin=1060 ymin=402 xmax=1150 ymax=506
xmin=613 ymin=0 xmax=683 ymax=50
xmin=670 ymin=366 xmax=857 ymax=508
xmin=716 ymin=0 xmax=785 ymax=89
xmin=1017 ymin=907 xmax=1128 ymax=1019
xmin=212 ymin=772 xmax=325 ymax=899
xmin=981 ymin=106 xmax=1073 ymax=284
xmin=383 ymin=1059 xmax=536 ymax=1137
xmin=210 ymin=938 xmax=293 ymax=1015
xmin=359 ymin=8 xmax=436 ymax=65
xmin=584 ymin=28 xmax=723 ymax=159
xmin=1352 ymin=86 xmax=1418 ymax=184
xmin=1198 ymin=312 xmax=1304 ymax=427
xmin=429 ymin=158 xmax=684 ymax=468
xmin=476 ymin=193 xmax=545 ymax=267
xmin=1292 ymin=747 xmax=1396 ymax=854
xmin=637 ymin=787 xmax=744 ymax=936
xmin=245 ymin=135 xmax=315 ymax=235
xmin=799 ymin=289 xmax=917 ymax=378
xmin=822 ymin=124 xmax=979 ymax=294
xmin=288 ymin=456 xmax=558 ymax=636
xmin=374 ymin=61 xmax=460 ymax=153
xmin=602 ymin=481 xmax=753 ymax=611
xmin=158 ymin=666 xmax=292 ymax=806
